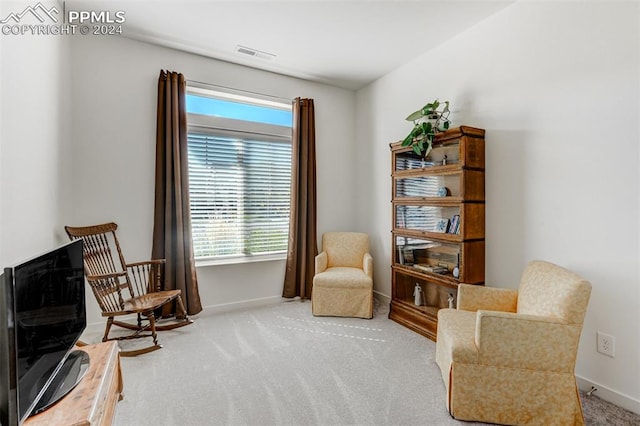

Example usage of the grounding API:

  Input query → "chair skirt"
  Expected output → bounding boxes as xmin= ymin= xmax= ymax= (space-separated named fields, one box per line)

xmin=312 ymin=267 xmax=373 ymax=319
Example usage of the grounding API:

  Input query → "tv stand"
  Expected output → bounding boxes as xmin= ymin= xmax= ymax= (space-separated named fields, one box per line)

xmin=25 ymin=341 xmax=123 ymax=426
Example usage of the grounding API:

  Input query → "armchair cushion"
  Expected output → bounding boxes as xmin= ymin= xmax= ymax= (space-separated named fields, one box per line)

xmin=313 ymin=267 xmax=372 ymax=289
xmin=322 ymin=232 xmax=370 ymax=268
xmin=457 ymin=284 xmax=518 ymax=312
xmin=437 ymin=309 xmax=478 ymax=367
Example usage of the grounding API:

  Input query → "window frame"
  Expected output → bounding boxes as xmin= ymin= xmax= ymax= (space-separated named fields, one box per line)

xmin=186 ymin=86 xmax=293 ymax=266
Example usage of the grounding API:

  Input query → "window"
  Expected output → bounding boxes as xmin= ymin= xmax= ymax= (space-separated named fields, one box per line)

xmin=186 ymin=85 xmax=293 ymax=264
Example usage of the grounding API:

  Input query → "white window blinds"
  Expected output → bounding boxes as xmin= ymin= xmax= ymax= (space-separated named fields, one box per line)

xmin=187 ymin=131 xmax=292 ymax=260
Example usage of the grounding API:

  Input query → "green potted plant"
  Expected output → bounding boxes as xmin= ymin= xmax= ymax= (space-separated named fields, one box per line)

xmin=401 ymin=99 xmax=451 ymax=157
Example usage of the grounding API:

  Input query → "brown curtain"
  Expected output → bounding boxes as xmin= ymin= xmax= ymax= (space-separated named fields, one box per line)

xmin=152 ymin=70 xmax=203 ymax=316
xmin=283 ymin=98 xmax=317 ymax=299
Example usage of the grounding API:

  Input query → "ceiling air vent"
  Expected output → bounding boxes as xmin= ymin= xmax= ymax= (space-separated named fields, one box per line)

xmin=235 ymin=45 xmax=275 ymax=60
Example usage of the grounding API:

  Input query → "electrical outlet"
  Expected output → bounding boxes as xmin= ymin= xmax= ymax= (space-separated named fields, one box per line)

xmin=597 ymin=331 xmax=615 ymax=357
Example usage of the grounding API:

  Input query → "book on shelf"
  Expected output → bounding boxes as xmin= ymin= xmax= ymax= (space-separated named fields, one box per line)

xmin=414 ymin=264 xmax=448 ymax=274
xmin=403 ymin=247 xmax=414 ymax=265
xmin=448 ymin=214 xmax=459 ymax=234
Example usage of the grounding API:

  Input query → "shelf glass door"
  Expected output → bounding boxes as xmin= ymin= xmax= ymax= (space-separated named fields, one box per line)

xmin=394 ymin=142 xmax=461 ymax=172
xmin=395 ymin=205 xmax=461 ymax=234
xmin=395 ymin=236 xmax=460 ymax=272
xmin=394 ymin=271 xmax=458 ymax=315
xmin=395 ymin=173 xmax=461 ymax=198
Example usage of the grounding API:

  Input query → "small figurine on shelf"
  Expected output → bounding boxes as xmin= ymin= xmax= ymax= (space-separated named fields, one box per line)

xmin=442 ymin=154 xmax=448 ymax=166
xmin=448 ymin=293 xmax=455 ymax=309
xmin=414 ymin=283 xmax=423 ymax=306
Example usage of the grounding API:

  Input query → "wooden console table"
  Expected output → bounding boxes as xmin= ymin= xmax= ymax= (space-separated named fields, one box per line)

xmin=25 ymin=341 xmax=124 ymax=426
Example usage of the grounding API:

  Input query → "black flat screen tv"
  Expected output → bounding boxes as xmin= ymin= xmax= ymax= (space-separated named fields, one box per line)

xmin=0 ymin=239 xmax=88 ymax=425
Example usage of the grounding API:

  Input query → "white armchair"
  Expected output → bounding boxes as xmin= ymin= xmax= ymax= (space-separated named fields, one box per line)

xmin=311 ymin=232 xmax=373 ymax=319
xmin=435 ymin=260 xmax=592 ymax=425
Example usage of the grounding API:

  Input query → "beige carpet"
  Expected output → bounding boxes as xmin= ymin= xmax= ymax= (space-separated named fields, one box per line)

xmin=79 ymin=299 xmax=639 ymax=426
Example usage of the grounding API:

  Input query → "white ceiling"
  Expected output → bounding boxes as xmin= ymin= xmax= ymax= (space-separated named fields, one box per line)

xmin=68 ymin=0 xmax=515 ymax=90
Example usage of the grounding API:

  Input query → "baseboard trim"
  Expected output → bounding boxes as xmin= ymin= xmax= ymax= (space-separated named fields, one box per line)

xmin=201 ymin=295 xmax=285 ymax=316
xmin=576 ymin=375 xmax=640 ymax=415
xmin=373 ymin=290 xmax=391 ymax=306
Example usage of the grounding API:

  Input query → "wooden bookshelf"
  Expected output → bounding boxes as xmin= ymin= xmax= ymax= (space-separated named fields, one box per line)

xmin=389 ymin=126 xmax=485 ymax=340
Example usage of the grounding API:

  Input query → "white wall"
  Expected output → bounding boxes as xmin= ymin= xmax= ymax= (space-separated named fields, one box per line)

xmin=68 ymin=35 xmax=357 ymax=324
xmin=0 ymin=1 xmax=72 ymax=267
xmin=356 ymin=1 xmax=639 ymax=411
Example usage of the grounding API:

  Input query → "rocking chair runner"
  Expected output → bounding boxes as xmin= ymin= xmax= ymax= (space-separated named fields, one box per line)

xmin=65 ymin=222 xmax=193 ymax=356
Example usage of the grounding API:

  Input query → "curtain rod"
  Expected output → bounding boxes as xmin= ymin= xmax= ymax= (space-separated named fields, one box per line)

xmin=186 ymin=79 xmax=293 ymax=104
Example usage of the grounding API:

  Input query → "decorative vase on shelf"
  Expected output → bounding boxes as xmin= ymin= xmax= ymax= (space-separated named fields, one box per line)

xmin=414 ymin=283 xmax=423 ymax=306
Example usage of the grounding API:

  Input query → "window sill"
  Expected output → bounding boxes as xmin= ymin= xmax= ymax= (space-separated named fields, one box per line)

xmin=195 ymin=253 xmax=287 ymax=268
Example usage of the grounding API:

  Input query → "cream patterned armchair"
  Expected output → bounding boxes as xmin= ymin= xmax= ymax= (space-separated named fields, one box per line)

xmin=435 ymin=260 xmax=592 ymax=425
xmin=312 ymin=232 xmax=373 ymax=319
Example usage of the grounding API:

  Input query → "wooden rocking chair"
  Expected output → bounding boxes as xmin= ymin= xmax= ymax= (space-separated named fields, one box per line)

xmin=65 ymin=222 xmax=193 ymax=356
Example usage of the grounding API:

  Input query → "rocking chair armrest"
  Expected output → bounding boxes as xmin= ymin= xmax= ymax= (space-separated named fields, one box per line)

xmin=86 ymin=270 xmax=128 ymax=282
xmin=125 ymin=259 xmax=166 ymax=268
xmin=125 ymin=260 xmax=165 ymax=295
